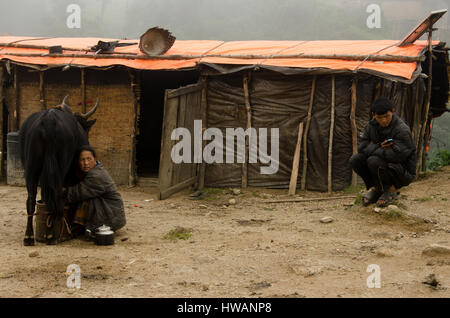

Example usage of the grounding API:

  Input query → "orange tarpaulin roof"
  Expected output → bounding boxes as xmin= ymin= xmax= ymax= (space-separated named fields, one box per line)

xmin=0 ymin=36 xmax=437 ymax=80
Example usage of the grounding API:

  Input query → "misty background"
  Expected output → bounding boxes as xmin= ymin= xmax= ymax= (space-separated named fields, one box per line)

xmin=0 ymin=0 xmax=449 ymax=164
xmin=0 ymin=0 xmax=448 ymax=42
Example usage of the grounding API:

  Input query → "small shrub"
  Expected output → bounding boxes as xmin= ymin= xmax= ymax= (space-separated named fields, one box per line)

xmin=164 ymin=226 xmax=192 ymax=242
xmin=428 ymin=150 xmax=450 ymax=171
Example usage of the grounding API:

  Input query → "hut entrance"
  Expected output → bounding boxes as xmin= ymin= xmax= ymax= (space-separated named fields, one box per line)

xmin=136 ymin=70 xmax=199 ymax=184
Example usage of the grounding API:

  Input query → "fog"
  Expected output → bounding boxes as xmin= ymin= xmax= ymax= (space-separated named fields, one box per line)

xmin=0 ymin=0 xmax=448 ymax=42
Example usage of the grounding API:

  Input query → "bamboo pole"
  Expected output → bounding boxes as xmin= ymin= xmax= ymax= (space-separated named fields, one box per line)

xmin=328 ymin=75 xmax=336 ymax=193
xmin=289 ymin=122 xmax=304 ymax=196
xmin=417 ymin=28 xmax=434 ymax=175
xmin=39 ymin=71 xmax=45 ymax=110
xmin=301 ymin=76 xmax=316 ymax=190
xmin=198 ymin=77 xmax=208 ymax=190
xmin=350 ymin=78 xmax=358 ymax=187
xmin=242 ymin=72 xmax=252 ymax=189
xmin=81 ymin=68 xmax=86 ymax=113
xmin=0 ymin=51 xmax=425 ymax=62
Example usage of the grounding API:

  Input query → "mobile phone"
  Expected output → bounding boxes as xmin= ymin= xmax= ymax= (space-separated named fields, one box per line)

xmin=386 ymin=138 xmax=393 ymax=143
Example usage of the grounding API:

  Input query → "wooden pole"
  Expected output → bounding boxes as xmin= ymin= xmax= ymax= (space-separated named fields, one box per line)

xmin=198 ymin=77 xmax=208 ymax=190
xmin=242 ymin=72 xmax=252 ymax=189
xmin=0 ymin=51 xmax=425 ymax=62
xmin=417 ymin=28 xmax=434 ymax=175
xmin=350 ymin=77 xmax=358 ymax=187
xmin=13 ymin=65 xmax=19 ymax=131
xmin=81 ymin=68 xmax=86 ymax=113
xmin=266 ymin=195 xmax=355 ymax=204
xmin=301 ymin=76 xmax=316 ymax=190
xmin=128 ymin=70 xmax=140 ymax=187
xmin=328 ymin=75 xmax=335 ymax=193
xmin=400 ymin=85 xmax=407 ymax=119
xmin=412 ymin=80 xmax=420 ymax=150
xmin=289 ymin=122 xmax=304 ymax=196
xmin=39 ymin=71 xmax=45 ymax=110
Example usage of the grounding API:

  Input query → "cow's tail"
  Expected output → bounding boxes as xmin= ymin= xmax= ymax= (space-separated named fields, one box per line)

xmin=40 ymin=113 xmax=64 ymax=218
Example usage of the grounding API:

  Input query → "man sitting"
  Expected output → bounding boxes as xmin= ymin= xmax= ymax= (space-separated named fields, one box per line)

xmin=349 ymin=97 xmax=417 ymax=207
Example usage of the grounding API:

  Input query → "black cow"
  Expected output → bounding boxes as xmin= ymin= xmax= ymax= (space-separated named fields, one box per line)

xmin=19 ymin=96 xmax=98 ymax=245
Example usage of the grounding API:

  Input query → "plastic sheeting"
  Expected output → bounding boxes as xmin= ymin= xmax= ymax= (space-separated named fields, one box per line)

xmin=204 ymin=71 xmax=418 ymax=191
xmin=0 ymin=36 xmax=438 ymax=80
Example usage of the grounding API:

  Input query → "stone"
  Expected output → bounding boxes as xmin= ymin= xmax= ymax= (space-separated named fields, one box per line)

xmin=198 ymin=204 xmax=208 ymax=209
xmin=232 ymin=189 xmax=241 ymax=195
xmin=228 ymin=198 xmax=236 ymax=205
xmin=422 ymin=244 xmax=450 ymax=257
xmin=320 ymin=216 xmax=334 ymax=224
xmin=387 ymin=205 xmax=401 ymax=213
xmin=28 ymin=251 xmax=39 ymax=257
xmin=376 ymin=248 xmax=394 ymax=257
xmin=373 ymin=207 xmax=382 ymax=213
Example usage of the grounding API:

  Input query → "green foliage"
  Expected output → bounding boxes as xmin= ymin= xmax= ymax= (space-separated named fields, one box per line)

xmin=164 ymin=226 xmax=192 ymax=242
xmin=354 ymin=193 xmax=363 ymax=205
xmin=427 ymin=150 xmax=450 ymax=171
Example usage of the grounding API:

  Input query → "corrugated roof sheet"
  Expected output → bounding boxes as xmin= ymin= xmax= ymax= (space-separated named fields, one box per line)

xmin=0 ymin=36 xmax=438 ymax=80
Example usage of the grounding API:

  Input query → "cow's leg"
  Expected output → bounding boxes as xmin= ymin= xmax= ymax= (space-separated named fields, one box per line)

xmin=24 ymin=181 xmax=38 ymax=246
xmin=45 ymin=213 xmax=58 ymax=245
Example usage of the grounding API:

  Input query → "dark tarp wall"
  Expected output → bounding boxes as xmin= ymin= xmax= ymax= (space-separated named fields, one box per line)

xmin=203 ymin=70 xmax=428 ymax=191
xmin=204 ymin=72 xmax=387 ymax=191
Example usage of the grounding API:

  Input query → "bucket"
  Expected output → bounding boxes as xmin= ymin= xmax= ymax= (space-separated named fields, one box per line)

xmin=34 ymin=201 xmax=72 ymax=243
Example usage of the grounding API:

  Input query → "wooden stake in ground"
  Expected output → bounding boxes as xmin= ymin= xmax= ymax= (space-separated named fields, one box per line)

xmin=417 ymin=28 xmax=434 ymax=175
xmin=350 ymin=78 xmax=358 ymax=187
xmin=242 ymin=72 xmax=252 ymax=189
xmin=289 ymin=122 xmax=304 ymax=196
xmin=328 ymin=75 xmax=336 ymax=193
xmin=301 ymin=76 xmax=316 ymax=190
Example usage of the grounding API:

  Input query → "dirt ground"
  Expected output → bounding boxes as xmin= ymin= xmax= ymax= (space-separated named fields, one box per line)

xmin=0 ymin=167 xmax=449 ymax=298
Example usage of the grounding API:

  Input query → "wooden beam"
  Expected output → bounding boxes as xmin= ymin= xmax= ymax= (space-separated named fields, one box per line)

xmin=81 ymin=68 xmax=86 ymax=113
xmin=266 ymin=195 xmax=355 ymax=204
xmin=198 ymin=77 xmax=208 ymax=190
xmin=289 ymin=122 xmax=304 ymax=196
xmin=417 ymin=28 xmax=434 ymax=175
xmin=13 ymin=65 xmax=19 ymax=131
xmin=328 ymin=75 xmax=336 ymax=193
xmin=350 ymin=77 xmax=358 ymax=186
xmin=128 ymin=70 xmax=140 ymax=187
xmin=242 ymin=72 xmax=252 ymax=189
xmin=301 ymin=76 xmax=316 ymax=190
xmin=0 ymin=51 xmax=425 ymax=62
xmin=159 ymin=176 xmax=197 ymax=200
xmin=39 ymin=71 xmax=45 ymax=110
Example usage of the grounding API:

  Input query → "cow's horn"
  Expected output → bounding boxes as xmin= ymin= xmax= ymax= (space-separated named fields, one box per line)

xmin=81 ymin=98 xmax=99 ymax=119
xmin=62 ymin=95 xmax=69 ymax=106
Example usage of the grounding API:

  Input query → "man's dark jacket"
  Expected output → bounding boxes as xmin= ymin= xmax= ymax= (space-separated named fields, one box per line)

xmin=357 ymin=113 xmax=417 ymax=187
xmin=67 ymin=162 xmax=126 ymax=232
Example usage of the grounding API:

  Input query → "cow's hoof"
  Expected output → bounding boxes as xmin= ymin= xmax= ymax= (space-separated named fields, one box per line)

xmin=24 ymin=237 xmax=35 ymax=246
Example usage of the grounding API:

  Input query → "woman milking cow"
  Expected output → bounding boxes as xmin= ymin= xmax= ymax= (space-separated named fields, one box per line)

xmin=63 ymin=145 xmax=126 ymax=240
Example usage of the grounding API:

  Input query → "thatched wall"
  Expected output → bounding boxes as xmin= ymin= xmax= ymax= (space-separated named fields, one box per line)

xmin=4 ymin=65 xmax=134 ymax=185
